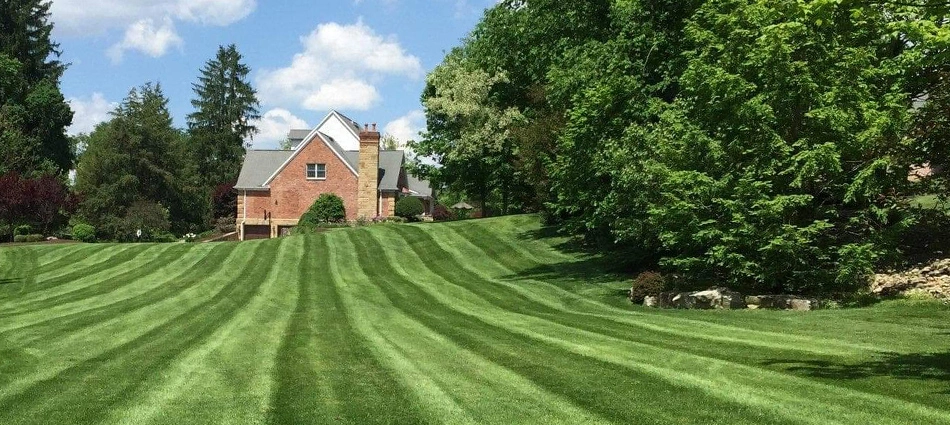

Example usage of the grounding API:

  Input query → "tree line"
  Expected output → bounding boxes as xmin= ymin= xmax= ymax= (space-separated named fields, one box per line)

xmin=413 ymin=0 xmax=950 ymax=293
xmin=0 ymin=0 xmax=259 ymax=242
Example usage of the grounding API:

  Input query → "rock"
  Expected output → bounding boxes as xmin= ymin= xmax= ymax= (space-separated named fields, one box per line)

xmin=744 ymin=295 xmax=819 ymax=310
xmin=642 ymin=288 xmax=745 ymax=310
xmin=689 ymin=287 xmax=746 ymax=309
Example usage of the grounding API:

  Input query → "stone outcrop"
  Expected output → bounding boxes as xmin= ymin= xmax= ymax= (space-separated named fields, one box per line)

xmin=643 ymin=287 xmax=746 ymax=310
xmin=745 ymin=295 xmax=819 ymax=311
xmin=872 ymin=258 xmax=950 ymax=300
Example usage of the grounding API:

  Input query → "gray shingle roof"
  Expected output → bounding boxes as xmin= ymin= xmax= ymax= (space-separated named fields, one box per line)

xmin=287 ymin=129 xmax=311 ymax=149
xmin=234 ymin=150 xmax=293 ymax=190
xmin=407 ymin=173 xmax=433 ymax=198
xmin=378 ymin=151 xmax=404 ymax=191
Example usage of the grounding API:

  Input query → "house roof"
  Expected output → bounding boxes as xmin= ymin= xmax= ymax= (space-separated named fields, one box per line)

xmin=379 ymin=151 xmax=404 ymax=191
xmin=287 ymin=129 xmax=311 ymax=149
xmin=406 ymin=173 xmax=433 ymax=198
xmin=235 ymin=150 xmax=293 ymax=190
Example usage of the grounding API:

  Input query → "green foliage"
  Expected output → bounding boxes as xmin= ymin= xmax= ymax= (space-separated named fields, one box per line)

xmin=13 ymin=234 xmax=43 ymax=243
xmin=75 ymin=83 xmax=200 ymax=240
xmin=0 ymin=0 xmax=72 ymax=177
xmin=13 ymin=224 xmax=31 ymax=236
xmin=298 ymin=193 xmax=346 ymax=232
xmin=395 ymin=196 xmax=424 ymax=220
xmin=187 ymin=44 xmax=260 ymax=189
xmin=420 ymin=0 xmax=948 ymax=294
xmin=72 ymin=223 xmax=95 ymax=243
xmin=629 ymin=271 xmax=669 ymax=303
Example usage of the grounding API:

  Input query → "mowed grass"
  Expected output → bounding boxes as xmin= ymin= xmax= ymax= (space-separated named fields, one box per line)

xmin=0 ymin=216 xmax=949 ymax=425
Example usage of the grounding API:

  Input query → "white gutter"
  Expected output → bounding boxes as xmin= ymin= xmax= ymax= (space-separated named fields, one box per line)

xmin=242 ymin=189 xmax=247 ymax=240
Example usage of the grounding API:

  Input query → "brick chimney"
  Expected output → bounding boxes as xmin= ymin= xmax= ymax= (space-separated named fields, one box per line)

xmin=357 ymin=123 xmax=380 ymax=219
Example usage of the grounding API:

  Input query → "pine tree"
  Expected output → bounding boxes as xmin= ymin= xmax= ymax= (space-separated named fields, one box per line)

xmin=0 ymin=0 xmax=73 ymax=176
xmin=187 ymin=44 xmax=260 ymax=186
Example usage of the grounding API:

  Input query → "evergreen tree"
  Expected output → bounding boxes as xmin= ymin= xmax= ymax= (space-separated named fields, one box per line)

xmin=0 ymin=0 xmax=72 ymax=176
xmin=76 ymin=83 xmax=200 ymax=239
xmin=187 ymin=44 xmax=260 ymax=187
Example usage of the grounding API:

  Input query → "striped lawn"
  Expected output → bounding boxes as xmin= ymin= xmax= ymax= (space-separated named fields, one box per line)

xmin=0 ymin=215 xmax=948 ymax=424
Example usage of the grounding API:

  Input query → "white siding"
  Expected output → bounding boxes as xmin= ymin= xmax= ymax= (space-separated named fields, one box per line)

xmin=317 ymin=114 xmax=360 ymax=151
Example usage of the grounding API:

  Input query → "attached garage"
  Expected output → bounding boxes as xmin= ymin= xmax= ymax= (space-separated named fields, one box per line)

xmin=243 ymin=224 xmax=271 ymax=240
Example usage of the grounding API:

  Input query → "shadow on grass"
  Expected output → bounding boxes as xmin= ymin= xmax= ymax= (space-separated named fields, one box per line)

xmin=764 ymin=352 xmax=950 ymax=394
xmin=0 ymin=277 xmax=22 ymax=286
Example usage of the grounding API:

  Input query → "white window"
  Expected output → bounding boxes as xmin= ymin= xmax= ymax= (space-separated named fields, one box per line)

xmin=306 ymin=163 xmax=327 ymax=180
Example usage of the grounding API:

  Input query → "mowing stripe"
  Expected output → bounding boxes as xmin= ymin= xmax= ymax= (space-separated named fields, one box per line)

xmin=0 ymin=240 xmax=278 ymax=424
xmin=110 ymin=240 xmax=297 ymax=425
xmin=267 ymin=234 xmax=428 ymax=425
xmin=0 ymin=243 xmax=187 ymax=317
xmin=326 ymin=232 xmax=613 ymax=425
xmin=1 ymin=243 xmax=235 ymax=342
xmin=346 ymin=229 xmax=770 ymax=425
xmin=365 ymin=226 xmax=950 ymax=425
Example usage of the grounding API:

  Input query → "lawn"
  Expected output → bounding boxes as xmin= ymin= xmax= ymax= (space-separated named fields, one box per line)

xmin=0 ymin=215 xmax=948 ymax=424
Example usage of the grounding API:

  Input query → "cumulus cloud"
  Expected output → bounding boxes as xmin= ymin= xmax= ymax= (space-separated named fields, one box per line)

xmin=250 ymin=108 xmax=310 ymax=149
xmin=50 ymin=0 xmax=256 ymax=35
xmin=107 ymin=18 xmax=183 ymax=62
xmin=67 ymin=93 xmax=117 ymax=135
xmin=383 ymin=110 xmax=426 ymax=147
xmin=257 ymin=20 xmax=422 ymax=111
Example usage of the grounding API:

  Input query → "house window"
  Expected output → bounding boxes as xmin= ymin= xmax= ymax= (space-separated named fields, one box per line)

xmin=306 ymin=163 xmax=326 ymax=180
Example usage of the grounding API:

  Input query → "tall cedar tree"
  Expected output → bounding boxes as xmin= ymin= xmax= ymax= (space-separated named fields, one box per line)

xmin=0 ymin=0 xmax=73 ymax=176
xmin=187 ymin=45 xmax=260 ymax=187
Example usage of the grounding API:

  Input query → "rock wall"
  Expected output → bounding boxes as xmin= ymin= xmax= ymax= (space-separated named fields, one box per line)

xmin=872 ymin=258 xmax=950 ymax=300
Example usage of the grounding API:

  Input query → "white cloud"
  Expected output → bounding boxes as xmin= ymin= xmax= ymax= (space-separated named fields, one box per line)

xmin=107 ymin=18 xmax=183 ymax=62
xmin=257 ymin=20 xmax=422 ymax=111
xmin=67 ymin=93 xmax=117 ymax=135
xmin=383 ymin=110 xmax=426 ymax=147
xmin=250 ymin=108 xmax=309 ymax=149
xmin=50 ymin=0 xmax=256 ymax=35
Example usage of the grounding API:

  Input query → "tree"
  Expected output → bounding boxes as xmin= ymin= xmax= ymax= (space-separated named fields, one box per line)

xmin=0 ymin=0 xmax=73 ymax=176
xmin=187 ymin=44 xmax=260 ymax=188
xmin=415 ymin=51 xmax=525 ymax=216
xmin=380 ymin=134 xmax=400 ymax=150
xmin=76 ymin=83 xmax=199 ymax=239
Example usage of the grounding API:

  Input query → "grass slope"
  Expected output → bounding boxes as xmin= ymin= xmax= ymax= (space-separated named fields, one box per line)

xmin=0 ymin=215 xmax=948 ymax=424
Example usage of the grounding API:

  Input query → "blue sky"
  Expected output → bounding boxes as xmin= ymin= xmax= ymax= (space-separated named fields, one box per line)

xmin=51 ymin=0 xmax=496 ymax=149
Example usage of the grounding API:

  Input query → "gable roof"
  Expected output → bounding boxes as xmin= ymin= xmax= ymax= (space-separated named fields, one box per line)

xmin=261 ymin=130 xmax=359 ymax=187
xmin=234 ymin=150 xmax=294 ymax=190
xmin=378 ymin=151 xmax=404 ymax=191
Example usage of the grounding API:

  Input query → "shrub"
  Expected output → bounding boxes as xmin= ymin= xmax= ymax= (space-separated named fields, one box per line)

xmin=14 ymin=224 xmax=32 ymax=236
xmin=433 ymin=204 xmax=455 ymax=221
xmin=395 ymin=197 xmax=424 ymax=220
xmin=215 ymin=216 xmax=236 ymax=234
xmin=13 ymin=234 xmax=44 ymax=243
xmin=150 ymin=232 xmax=178 ymax=243
xmin=297 ymin=194 xmax=346 ymax=233
xmin=73 ymin=224 xmax=96 ymax=243
xmin=385 ymin=216 xmax=408 ymax=224
xmin=0 ymin=223 xmax=10 ymax=241
xmin=629 ymin=271 xmax=667 ymax=303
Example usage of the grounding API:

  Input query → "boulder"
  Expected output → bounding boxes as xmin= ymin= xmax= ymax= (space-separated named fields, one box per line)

xmin=642 ymin=288 xmax=745 ymax=310
xmin=746 ymin=295 xmax=819 ymax=311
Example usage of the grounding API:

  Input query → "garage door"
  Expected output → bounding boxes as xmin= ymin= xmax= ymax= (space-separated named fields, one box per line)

xmin=243 ymin=225 xmax=271 ymax=240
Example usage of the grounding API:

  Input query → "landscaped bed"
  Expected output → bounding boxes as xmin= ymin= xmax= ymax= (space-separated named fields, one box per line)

xmin=0 ymin=215 xmax=947 ymax=424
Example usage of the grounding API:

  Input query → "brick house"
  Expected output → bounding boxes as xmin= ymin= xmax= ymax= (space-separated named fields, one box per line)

xmin=235 ymin=111 xmax=434 ymax=240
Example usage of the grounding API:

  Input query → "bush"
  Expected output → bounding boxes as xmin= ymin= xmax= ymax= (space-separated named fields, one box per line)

xmin=73 ymin=224 xmax=96 ymax=243
xmin=13 ymin=234 xmax=44 ymax=243
xmin=385 ymin=216 xmax=408 ymax=224
xmin=395 ymin=197 xmax=424 ymax=221
xmin=150 ymin=232 xmax=178 ymax=243
xmin=215 ymin=216 xmax=236 ymax=234
xmin=298 ymin=193 xmax=346 ymax=233
xmin=433 ymin=204 xmax=455 ymax=221
xmin=629 ymin=271 xmax=667 ymax=303
xmin=14 ymin=224 xmax=32 ymax=236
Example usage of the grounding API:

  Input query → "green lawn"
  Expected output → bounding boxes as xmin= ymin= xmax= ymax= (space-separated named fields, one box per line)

xmin=0 ymin=215 xmax=948 ymax=424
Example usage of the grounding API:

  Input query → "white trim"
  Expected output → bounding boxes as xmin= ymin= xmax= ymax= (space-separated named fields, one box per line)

xmin=316 ymin=110 xmax=361 ymax=141
xmin=262 ymin=129 xmax=358 ymax=186
xmin=241 ymin=189 xmax=247 ymax=241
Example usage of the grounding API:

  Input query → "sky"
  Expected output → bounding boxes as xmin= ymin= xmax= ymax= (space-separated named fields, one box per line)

xmin=50 ymin=0 xmax=497 ymax=149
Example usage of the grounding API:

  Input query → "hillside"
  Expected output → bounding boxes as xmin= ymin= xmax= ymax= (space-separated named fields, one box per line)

xmin=0 ymin=215 xmax=949 ymax=424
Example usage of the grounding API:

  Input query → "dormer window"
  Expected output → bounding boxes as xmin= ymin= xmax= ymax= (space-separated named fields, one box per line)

xmin=306 ymin=163 xmax=326 ymax=180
